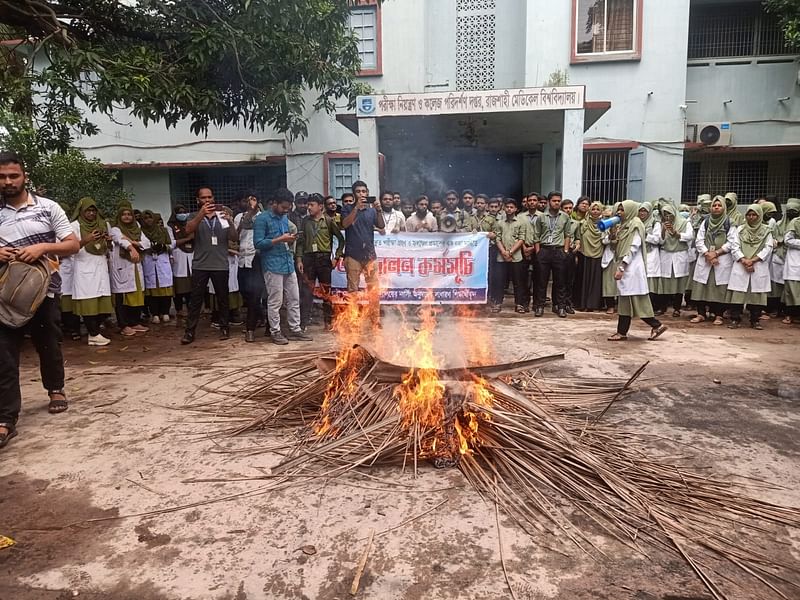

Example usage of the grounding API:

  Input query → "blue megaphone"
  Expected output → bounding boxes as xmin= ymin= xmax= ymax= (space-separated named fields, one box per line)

xmin=597 ymin=216 xmax=621 ymax=232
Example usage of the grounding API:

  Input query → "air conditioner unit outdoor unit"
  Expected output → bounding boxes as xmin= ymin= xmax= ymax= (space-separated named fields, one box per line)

xmin=687 ymin=122 xmax=732 ymax=147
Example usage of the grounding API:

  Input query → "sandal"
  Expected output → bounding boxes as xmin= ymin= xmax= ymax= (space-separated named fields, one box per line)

xmin=782 ymin=316 xmax=793 ymax=325
xmin=648 ymin=325 xmax=668 ymax=341
xmin=607 ymin=333 xmax=627 ymax=341
xmin=48 ymin=390 xmax=69 ymax=414
xmin=672 ymin=310 xmax=681 ymax=318
xmin=515 ymin=305 xmax=526 ymax=314
xmin=712 ymin=316 xmax=724 ymax=326
xmin=690 ymin=315 xmax=705 ymax=324
xmin=0 ymin=424 xmax=17 ymax=450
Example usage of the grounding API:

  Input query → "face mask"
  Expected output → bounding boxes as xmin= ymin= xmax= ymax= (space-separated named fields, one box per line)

xmin=786 ymin=210 xmax=799 ymax=220
xmin=176 ymin=213 xmax=189 ymax=222
xmin=679 ymin=211 xmax=690 ymax=218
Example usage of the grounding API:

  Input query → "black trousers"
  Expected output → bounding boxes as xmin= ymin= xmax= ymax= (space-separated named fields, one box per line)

xmin=730 ymin=304 xmax=764 ymax=324
xmin=490 ymin=261 xmax=527 ymax=307
xmin=242 ymin=259 xmax=266 ymax=331
xmin=115 ymin=295 xmax=142 ymax=328
xmin=146 ymin=296 xmax=172 ymax=317
xmin=186 ymin=269 xmax=229 ymax=332
xmin=300 ymin=253 xmax=334 ymax=326
xmin=564 ymin=251 xmax=578 ymax=308
xmin=617 ymin=315 xmax=662 ymax=335
xmin=84 ymin=314 xmax=107 ymax=337
xmin=0 ymin=297 xmax=65 ymax=427
xmin=535 ymin=246 xmax=567 ymax=309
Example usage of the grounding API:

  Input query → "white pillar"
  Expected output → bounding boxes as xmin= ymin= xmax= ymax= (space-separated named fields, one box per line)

xmin=562 ymin=109 xmax=585 ymax=201
xmin=541 ymin=143 xmax=556 ymax=195
xmin=358 ymin=118 xmax=380 ymax=194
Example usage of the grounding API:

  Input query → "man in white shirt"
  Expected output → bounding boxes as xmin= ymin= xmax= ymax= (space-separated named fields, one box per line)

xmin=405 ymin=196 xmax=439 ymax=232
xmin=377 ymin=191 xmax=405 ymax=234
xmin=0 ymin=152 xmax=80 ymax=450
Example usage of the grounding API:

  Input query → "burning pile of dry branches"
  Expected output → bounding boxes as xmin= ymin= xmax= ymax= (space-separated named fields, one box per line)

xmin=188 ymin=320 xmax=800 ymax=600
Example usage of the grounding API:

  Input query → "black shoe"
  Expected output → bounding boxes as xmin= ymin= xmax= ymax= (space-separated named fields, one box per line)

xmin=565 ymin=306 xmax=575 ymax=315
xmin=558 ymin=308 xmax=567 ymax=318
xmin=534 ymin=307 xmax=544 ymax=317
xmin=180 ymin=331 xmax=195 ymax=345
xmin=220 ymin=327 xmax=230 ymax=340
xmin=288 ymin=330 xmax=313 ymax=341
xmin=0 ymin=425 xmax=17 ymax=450
xmin=272 ymin=334 xmax=289 ymax=345
xmin=245 ymin=330 xmax=256 ymax=343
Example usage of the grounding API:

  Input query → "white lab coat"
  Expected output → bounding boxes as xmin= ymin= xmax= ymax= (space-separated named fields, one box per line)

xmin=69 ymin=222 xmax=111 ymax=300
xmin=769 ymin=242 xmax=785 ymax=284
xmin=233 ymin=212 xmax=259 ymax=268
xmin=209 ymin=254 xmax=240 ymax=294
xmin=727 ymin=226 xmax=773 ymax=293
xmin=783 ymin=229 xmax=800 ymax=282
xmin=143 ymin=228 xmax=176 ymax=289
xmin=644 ymin=222 xmax=662 ymax=278
xmin=109 ymin=227 xmax=152 ymax=294
xmin=60 ymin=255 xmax=74 ymax=297
xmin=600 ymin=232 xmax=614 ymax=269
xmin=692 ymin=220 xmax=737 ymax=286
xmin=659 ymin=223 xmax=694 ymax=278
xmin=616 ymin=230 xmax=649 ymax=296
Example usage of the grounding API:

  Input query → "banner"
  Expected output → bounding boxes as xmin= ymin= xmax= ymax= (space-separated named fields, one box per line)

xmin=330 ymin=233 xmax=489 ymax=304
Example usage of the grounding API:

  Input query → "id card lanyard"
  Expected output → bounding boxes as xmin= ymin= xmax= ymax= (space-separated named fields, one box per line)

xmin=205 ymin=216 xmax=219 ymax=246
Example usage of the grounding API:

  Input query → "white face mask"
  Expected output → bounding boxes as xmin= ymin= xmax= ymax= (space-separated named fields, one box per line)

xmin=176 ymin=213 xmax=189 ymax=222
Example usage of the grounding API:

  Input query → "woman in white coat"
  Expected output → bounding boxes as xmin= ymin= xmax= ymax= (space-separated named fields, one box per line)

xmin=57 ymin=203 xmax=80 ymax=340
xmin=141 ymin=211 xmax=176 ymax=324
xmin=109 ymin=203 xmax=151 ymax=336
xmin=781 ymin=209 xmax=800 ymax=324
xmin=168 ymin=205 xmax=194 ymax=316
xmin=607 ymin=201 xmax=668 ymax=342
xmin=691 ymin=196 xmax=737 ymax=326
xmin=725 ymin=204 xmax=773 ymax=330
xmin=638 ymin=202 xmax=662 ymax=305
xmin=654 ymin=203 xmax=694 ymax=317
xmin=70 ymin=197 xmax=114 ymax=346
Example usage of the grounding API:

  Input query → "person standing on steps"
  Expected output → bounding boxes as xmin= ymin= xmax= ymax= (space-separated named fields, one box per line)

xmin=0 ymin=151 xmax=80 ymax=450
xmin=181 ymin=187 xmax=238 ymax=345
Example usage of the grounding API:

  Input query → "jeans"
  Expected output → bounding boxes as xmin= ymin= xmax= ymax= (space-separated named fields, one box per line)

xmin=0 ymin=297 xmax=65 ymax=427
xmin=264 ymin=271 xmax=301 ymax=336
xmin=535 ymin=246 xmax=567 ymax=309
xmin=185 ymin=269 xmax=229 ymax=333
xmin=300 ymin=253 xmax=334 ymax=327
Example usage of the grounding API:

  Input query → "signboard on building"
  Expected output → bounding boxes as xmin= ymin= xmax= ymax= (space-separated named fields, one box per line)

xmin=356 ymin=86 xmax=585 ymax=118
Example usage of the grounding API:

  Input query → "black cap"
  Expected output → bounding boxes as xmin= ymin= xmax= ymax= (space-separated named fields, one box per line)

xmin=295 ymin=191 xmax=309 ymax=202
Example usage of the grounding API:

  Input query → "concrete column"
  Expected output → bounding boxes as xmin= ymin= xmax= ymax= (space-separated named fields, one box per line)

xmin=358 ymin=118 xmax=380 ymax=193
xmin=562 ymin=109 xmax=585 ymax=201
xmin=541 ymin=143 xmax=556 ymax=195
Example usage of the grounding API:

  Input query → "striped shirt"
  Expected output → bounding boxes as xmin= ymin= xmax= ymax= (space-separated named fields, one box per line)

xmin=0 ymin=193 xmax=73 ymax=294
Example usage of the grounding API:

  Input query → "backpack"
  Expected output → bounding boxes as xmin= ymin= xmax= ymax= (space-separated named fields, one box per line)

xmin=0 ymin=258 xmax=52 ymax=328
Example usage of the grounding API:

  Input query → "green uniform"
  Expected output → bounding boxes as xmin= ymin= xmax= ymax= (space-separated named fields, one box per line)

xmin=295 ymin=214 xmax=344 ymax=259
xmin=532 ymin=210 xmax=571 ymax=247
xmin=456 ymin=209 xmax=478 ymax=232
xmin=492 ymin=216 xmax=527 ymax=262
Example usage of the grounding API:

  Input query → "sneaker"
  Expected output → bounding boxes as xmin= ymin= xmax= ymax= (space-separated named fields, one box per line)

xmin=132 ymin=324 xmax=149 ymax=332
xmin=229 ymin=320 xmax=244 ymax=326
xmin=120 ymin=326 xmax=137 ymax=337
xmin=534 ymin=307 xmax=544 ymax=317
xmin=272 ymin=334 xmax=289 ymax=345
xmin=150 ymin=315 xmax=161 ymax=324
xmin=211 ymin=322 xmax=221 ymax=329
xmin=88 ymin=334 xmax=111 ymax=347
xmin=287 ymin=330 xmax=313 ymax=341
xmin=161 ymin=314 xmax=170 ymax=323
xmin=565 ymin=306 xmax=575 ymax=315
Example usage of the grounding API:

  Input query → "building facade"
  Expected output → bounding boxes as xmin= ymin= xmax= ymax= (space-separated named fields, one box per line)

xmin=74 ymin=0 xmax=800 ymax=215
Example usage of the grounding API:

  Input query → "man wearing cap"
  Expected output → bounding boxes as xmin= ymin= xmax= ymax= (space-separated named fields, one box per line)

xmin=289 ymin=191 xmax=309 ymax=229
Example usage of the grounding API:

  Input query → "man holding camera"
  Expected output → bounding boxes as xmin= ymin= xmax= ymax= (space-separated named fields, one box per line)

xmin=181 ymin=186 xmax=238 ymax=344
xmin=254 ymin=188 xmax=312 ymax=345
xmin=341 ymin=180 xmax=385 ymax=326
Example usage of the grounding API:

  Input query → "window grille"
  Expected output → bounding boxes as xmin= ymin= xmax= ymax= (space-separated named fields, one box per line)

xmin=576 ymin=0 xmax=635 ymax=55
xmin=688 ymin=3 xmax=797 ymax=59
xmin=329 ymin=158 xmax=360 ymax=200
xmin=168 ymin=166 xmax=286 ymax=212
xmin=456 ymin=0 xmax=496 ymax=91
xmin=582 ymin=150 xmax=629 ymax=205
xmin=349 ymin=6 xmax=378 ymax=70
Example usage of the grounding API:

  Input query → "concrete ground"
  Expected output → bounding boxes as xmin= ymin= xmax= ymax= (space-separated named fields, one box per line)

xmin=1 ymin=306 xmax=799 ymax=600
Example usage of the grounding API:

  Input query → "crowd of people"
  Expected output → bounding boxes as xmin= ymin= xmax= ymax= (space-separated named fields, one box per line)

xmin=2 ymin=147 xmax=800 ymax=450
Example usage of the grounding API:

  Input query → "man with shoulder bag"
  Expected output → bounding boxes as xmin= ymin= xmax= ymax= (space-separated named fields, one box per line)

xmin=0 ymin=152 xmax=80 ymax=450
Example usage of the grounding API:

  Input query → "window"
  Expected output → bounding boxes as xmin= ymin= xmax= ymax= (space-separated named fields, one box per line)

xmin=582 ymin=150 xmax=629 ymax=204
xmin=727 ymin=160 xmax=768 ymax=204
xmin=328 ymin=158 xmax=360 ymax=200
xmin=688 ymin=3 xmax=797 ymax=60
xmin=168 ymin=165 xmax=286 ymax=212
xmin=573 ymin=0 xmax=642 ymax=63
xmin=349 ymin=3 xmax=381 ymax=75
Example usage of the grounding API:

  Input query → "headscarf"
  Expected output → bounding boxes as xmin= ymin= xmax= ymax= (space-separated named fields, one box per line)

xmin=773 ymin=198 xmax=800 ymax=259
xmin=724 ymin=192 xmax=744 ymax=226
xmin=113 ymin=202 xmax=141 ymax=241
xmin=614 ymin=200 xmax=646 ymax=264
xmin=141 ymin=210 xmax=170 ymax=247
xmin=639 ymin=201 xmax=655 ymax=229
xmin=579 ymin=201 xmax=604 ymax=258
xmin=739 ymin=204 xmax=770 ymax=258
xmin=168 ymin=204 xmax=194 ymax=252
xmin=760 ymin=201 xmax=777 ymax=223
xmin=71 ymin=197 xmax=109 ymax=256
xmin=704 ymin=196 xmax=729 ymax=250
xmin=788 ymin=214 xmax=800 ymax=242
xmin=660 ymin=203 xmax=690 ymax=253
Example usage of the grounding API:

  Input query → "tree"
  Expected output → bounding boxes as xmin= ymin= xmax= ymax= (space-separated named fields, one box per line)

xmin=764 ymin=0 xmax=800 ymax=46
xmin=1 ymin=111 xmax=130 ymax=217
xmin=0 ymin=0 xmax=371 ymax=153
